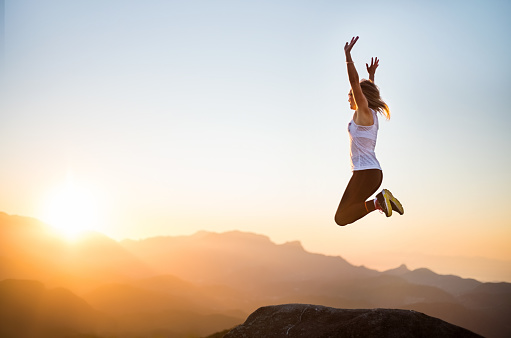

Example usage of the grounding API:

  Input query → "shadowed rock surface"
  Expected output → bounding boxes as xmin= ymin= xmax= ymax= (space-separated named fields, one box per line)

xmin=224 ymin=304 xmax=483 ymax=338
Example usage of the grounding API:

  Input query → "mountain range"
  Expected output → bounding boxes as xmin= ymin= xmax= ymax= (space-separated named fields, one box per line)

xmin=1 ymin=211 xmax=510 ymax=337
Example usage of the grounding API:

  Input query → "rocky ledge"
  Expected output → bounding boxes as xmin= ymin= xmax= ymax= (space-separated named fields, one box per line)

xmin=224 ymin=304 xmax=482 ymax=338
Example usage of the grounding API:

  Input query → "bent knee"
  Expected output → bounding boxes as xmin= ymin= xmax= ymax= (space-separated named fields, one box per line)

xmin=334 ymin=214 xmax=351 ymax=227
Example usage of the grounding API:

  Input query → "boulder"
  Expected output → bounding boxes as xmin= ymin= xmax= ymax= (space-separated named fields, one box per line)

xmin=224 ymin=304 xmax=482 ymax=338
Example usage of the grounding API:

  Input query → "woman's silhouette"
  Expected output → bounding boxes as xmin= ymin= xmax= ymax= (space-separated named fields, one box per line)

xmin=335 ymin=36 xmax=404 ymax=226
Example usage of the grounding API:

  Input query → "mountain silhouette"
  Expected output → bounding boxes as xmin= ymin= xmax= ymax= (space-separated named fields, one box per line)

xmin=384 ymin=264 xmax=481 ymax=295
xmin=0 ymin=212 xmax=153 ymax=293
xmin=0 ymin=279 xmax=109 ymax=338
xmin=121 ymin=230 xmax=378 ymax=289
xmin=1 ymin=211 xmax=510 ymax=337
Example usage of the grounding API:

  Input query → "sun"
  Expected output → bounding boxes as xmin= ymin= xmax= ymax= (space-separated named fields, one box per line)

xmin=43 ymin=174 xmax=100 ymax=239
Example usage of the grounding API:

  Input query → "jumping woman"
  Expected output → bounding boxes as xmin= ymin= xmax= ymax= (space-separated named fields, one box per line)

xmin=335 ymin=36 xmax=404 ymax=226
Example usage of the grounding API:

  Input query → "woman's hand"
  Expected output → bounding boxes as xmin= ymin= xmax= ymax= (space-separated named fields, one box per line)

xmin=366 ymin=57 xmax=379 ymax=82
xmin=344 ymin=36 xmax=359 ymax=61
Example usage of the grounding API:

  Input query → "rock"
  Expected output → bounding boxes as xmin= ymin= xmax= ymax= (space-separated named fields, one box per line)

xmin=224 ymin=304 xmax=482 ymax=338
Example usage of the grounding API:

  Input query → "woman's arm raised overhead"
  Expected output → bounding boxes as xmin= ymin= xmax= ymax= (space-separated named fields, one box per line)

xmin=344 ymin=36 xmax=372 ymax=126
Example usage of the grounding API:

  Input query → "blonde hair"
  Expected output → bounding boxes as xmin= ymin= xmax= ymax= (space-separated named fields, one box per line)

xmin=360 ymin=79 xmax=390 ymax=120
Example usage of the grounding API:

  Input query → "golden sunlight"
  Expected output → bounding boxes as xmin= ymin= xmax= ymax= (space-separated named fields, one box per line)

xmin=43 ymin=174 xmax=99 ymax=239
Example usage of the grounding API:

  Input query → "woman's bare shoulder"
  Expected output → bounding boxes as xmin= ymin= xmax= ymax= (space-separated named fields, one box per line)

xmin=354 ymin=108 xmax=374 ymax=126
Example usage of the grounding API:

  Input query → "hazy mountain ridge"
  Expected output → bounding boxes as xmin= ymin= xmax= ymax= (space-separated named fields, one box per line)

xmin=0 ymin=279 xmax=241 ymax=338
xmin=1 ymin=212 xmax=510 ymax=337
xmin=120 ymin=230 xmax=379 ymax=292
xmin=384 ymin=264 xmax=482 ymax=295
xmin=0 ymin=212 xmax=153 ymax=293
xmin=0 ymin=279 xmax=110 ymax=338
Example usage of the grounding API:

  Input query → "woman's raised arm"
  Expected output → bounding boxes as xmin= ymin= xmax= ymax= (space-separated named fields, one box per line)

xmin=344 ymin=36 xmax=371 ymax=125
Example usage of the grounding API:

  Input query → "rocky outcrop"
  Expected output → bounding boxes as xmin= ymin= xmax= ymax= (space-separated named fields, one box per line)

xmin=224 ymin=304 xmax=482 ymax=338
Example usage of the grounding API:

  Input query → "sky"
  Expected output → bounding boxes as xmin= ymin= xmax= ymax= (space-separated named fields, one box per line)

xmin=1 ymin=0 xmax=511 ymax=282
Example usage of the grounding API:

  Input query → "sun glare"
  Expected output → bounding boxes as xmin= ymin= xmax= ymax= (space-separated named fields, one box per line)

xmin=43 ymin=174 xmax=100 ymax=240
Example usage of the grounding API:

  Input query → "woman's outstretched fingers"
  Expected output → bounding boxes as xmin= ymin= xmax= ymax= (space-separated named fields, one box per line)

xmin=344 ymin=36 xmax=359 ymax=54
xmin=366 ymin=57 xmax=379 ymax=74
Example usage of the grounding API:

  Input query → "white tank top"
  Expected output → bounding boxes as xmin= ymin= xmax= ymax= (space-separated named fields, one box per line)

xmin=348 ymin=109 xmax=381 ymax=171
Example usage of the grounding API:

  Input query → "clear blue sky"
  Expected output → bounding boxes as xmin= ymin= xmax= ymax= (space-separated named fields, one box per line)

xmin=1 ymin=0 xmax=510 ymax=281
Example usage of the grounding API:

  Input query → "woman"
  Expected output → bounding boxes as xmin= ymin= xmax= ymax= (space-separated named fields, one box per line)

xmin=334 ymin=36 xmax=403 ymax=226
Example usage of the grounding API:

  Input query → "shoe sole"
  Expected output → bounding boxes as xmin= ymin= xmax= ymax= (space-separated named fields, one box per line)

xmin=379 ymin=190 xmax=392 ymax=217
xmin=385 ymin=189 xmax=404 ymax=215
